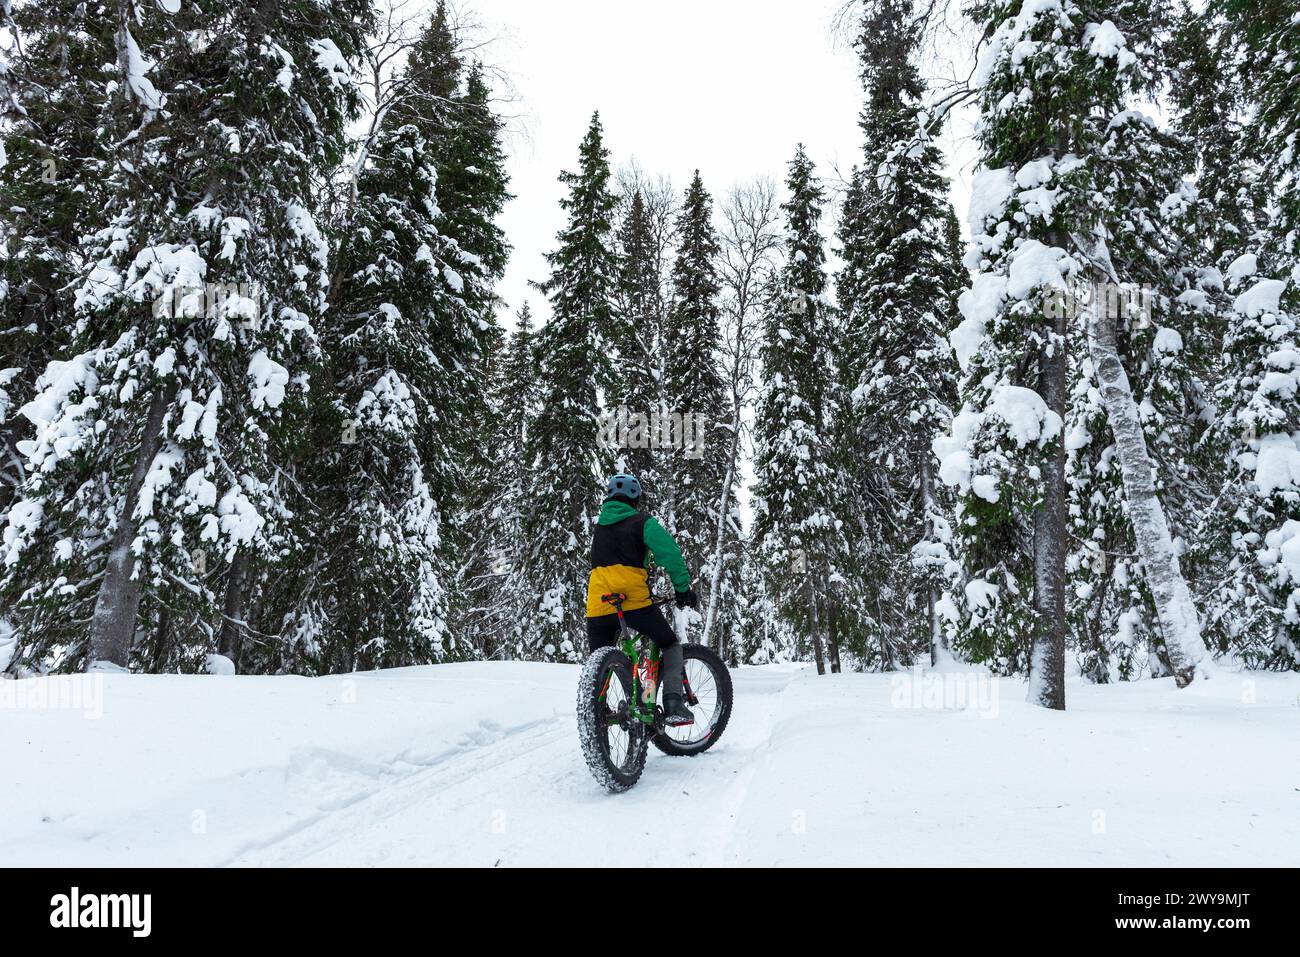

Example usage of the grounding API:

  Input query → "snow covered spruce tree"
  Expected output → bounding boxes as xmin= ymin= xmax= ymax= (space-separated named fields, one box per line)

xmin=1204 ymin=267 xmax=1300 ymax=668
xmin=1 ymin=0 xmax=372 ymax=673
xmin=1192 ymin=0 xmax=1300 ymax=670
xmin=0 ymin=2 xmax=116 ymax=531
xmin=1168 ymin=2 xmax=1268 ymax=273
xmin=1221 ymin=0 xmax=1299 ymax=261
xmin=522 ymin=113 xmax=620 ymax=660
xmin=663 ymin=171 xmax=738 ymax=646
xmin=834 ymin=0 xmax=964 ymax=669
xmin=751 ymin=146 xmax=844 ymax=675
xmin=434 ymin=61 xmax=512 ymax=327
xmin=283 ymin=118 xmax=470 ymax=672
xmin=472 ymin=304 xmax=540 ymax=659
xmin=413 ymin=51 xmax=513 ymax=662
xmin=610 ymin=188 xmax=667 ymax=490
xmin=937 ymin=0 xmax=1206 ymax=704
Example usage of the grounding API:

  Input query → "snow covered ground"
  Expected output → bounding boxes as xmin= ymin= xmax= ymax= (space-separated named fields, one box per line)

xmin=2 ymin=662 xmax=1297 ymax=867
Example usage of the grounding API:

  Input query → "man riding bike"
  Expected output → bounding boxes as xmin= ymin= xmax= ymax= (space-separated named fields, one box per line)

xmin=586 ymin=472 xmax=698 ymax=726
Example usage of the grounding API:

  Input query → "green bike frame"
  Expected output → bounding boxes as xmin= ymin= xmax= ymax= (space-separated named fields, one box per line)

xmin=597 ymin=591 xmax=672 ymax=728
xmin=623 ymin=636 xmax=661 ymax=726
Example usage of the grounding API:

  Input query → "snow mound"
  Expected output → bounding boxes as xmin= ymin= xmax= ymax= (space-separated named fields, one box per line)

xmin=204 ymin=654 xmax=236 ymax=676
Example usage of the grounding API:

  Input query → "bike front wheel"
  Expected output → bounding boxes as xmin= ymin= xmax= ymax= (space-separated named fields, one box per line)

xmin=652 ymin=644 xmax=733 ymax=757
xmin=576 ymin=645 xmax=649 ymax=792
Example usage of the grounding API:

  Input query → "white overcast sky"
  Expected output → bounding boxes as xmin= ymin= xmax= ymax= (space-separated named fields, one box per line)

xmin=464 ymin=0 xmax=979 ymax=329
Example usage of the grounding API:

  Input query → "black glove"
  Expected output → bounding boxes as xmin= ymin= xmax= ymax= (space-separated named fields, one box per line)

xmin=675 ymin=588 xmax=698 ymax=609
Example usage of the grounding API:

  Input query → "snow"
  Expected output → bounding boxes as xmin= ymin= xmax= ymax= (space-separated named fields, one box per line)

xmin=247 ymin=350 xmax=289 ymax=410
xmin=0 ymin=620 xmax=14 ymax=672
xmin=1006 ymin=239 xmax=1071 ymax=300
xmin=967 ymin=167 xmax=1016 ymax=234
xmin=2 ymin=662 xmax=1295 ymax=866
xmin=285 ymin=202 xmax=330 ymax=273
xmin=153 ymin=347 xmax=177 ymax=376
xmin=934 ymin=408 xmax=978 ymax=489
xmin=965 ymin=578 xmax=999 ymax=609
xmin=1264 ymin=521 xmax=1300 ymax=594
xmin=971 ymin=474 xmax=1000 ymax=502
xmin=1226 ymin=253 xmax=1258 ymax=285
xmin=217 ymin=486 xmax=263 ymax=546
xmin=1233 ymin=278 xmax=1287 ymax=318
xmin=1014 ymin=157 xmax=1054 ymax=189
xmin=120 ymin=24 xmax=164 ymax=111
xmin=18 ymin=352 xmax=100 ymax=439
xmin=1085 ymin=20 xmax=1136 ymax=71
xmin=309 ymin=39 xmax=353 ymax=88
xmin=988 ymin=383 xmax=1062 ymax=447
xmin=219 ymin=217 xmax=251 ymax=261
xmin=1152 ymin=327 xmax=1183 ymax=355
xmin=135 ymin=444 xmax=182 ymax=523
xmin=204 ymin=654 xmax=235 ymax=676
xmin=952 ymin=274 xmax=1007 ymax=370
xmin=1253 ymin=432 xmax=1300 ymax=497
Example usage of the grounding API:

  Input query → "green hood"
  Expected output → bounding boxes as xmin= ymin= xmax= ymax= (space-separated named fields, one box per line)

xmin=597 ymin=499 xmax=640 ymax=525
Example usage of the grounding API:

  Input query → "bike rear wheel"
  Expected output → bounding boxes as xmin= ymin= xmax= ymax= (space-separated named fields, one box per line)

xmin=652 ymin=644 xmax=733 ymax=757
xmin=576 ymin=646 xmax=649 ymax=792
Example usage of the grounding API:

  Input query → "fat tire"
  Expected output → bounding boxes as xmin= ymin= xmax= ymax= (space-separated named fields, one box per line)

xmin=652 ymin=644 xmax=733 ymax=757
xmin=576 ymin=646 xmax=649 ymax=792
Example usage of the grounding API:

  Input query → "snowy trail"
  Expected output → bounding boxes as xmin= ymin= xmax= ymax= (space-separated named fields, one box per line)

xmin=4 ymin=662 xmax=1298 ymax=867
xmin=230 ymin=665 xmax=798 ymax=867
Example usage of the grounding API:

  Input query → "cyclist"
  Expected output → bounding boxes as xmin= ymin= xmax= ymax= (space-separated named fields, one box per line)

xmin=586 ymin=472 xmax=698 ymax=725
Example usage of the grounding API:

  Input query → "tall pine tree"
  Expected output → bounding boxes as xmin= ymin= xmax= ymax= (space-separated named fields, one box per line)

xmin=522 ymin=112 xmax=620 ymax=660
xmin=751 ymin=146 xmax=844 ymax=675
xmin=664 ymin=171 xmax=735 ymax=643
xmin=1 ymin=0 xmax=372 ymax=672
xmin=834 ymin=0 xmax=964 ymax=669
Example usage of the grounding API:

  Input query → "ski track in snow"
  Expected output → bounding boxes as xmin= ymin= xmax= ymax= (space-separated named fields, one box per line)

xmin=5 ymin=662 xmax=1298 ymax=867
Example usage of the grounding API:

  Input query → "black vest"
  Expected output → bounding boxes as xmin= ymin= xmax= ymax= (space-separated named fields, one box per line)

xmin=591 ymin=512 xmax=649 ymax=569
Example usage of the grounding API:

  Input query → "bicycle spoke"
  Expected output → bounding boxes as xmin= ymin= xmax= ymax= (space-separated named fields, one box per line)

xmin=665 ymin=658 xmax=724 ymax=745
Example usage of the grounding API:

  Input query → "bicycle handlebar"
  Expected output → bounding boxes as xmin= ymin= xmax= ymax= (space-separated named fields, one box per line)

xmin=601 ymin=592 xmax=677 ymax=610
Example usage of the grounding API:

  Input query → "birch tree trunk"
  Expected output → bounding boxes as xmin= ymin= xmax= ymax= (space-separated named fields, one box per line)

xmin=1086 ymin=288 xmax=1204 ymax=686
xmin=699 ymin=451 xmax=736 ymax=653
xmin=86 ymin=382 xmax=177 ymax=670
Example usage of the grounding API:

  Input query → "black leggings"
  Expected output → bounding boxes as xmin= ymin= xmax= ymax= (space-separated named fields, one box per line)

xmin=586 ymin=604 xmax=680 ymax=652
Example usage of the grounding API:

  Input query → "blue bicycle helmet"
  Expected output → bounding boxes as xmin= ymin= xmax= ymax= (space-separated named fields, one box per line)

xmin=604 ymin=473 xmax=642 ymax=501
